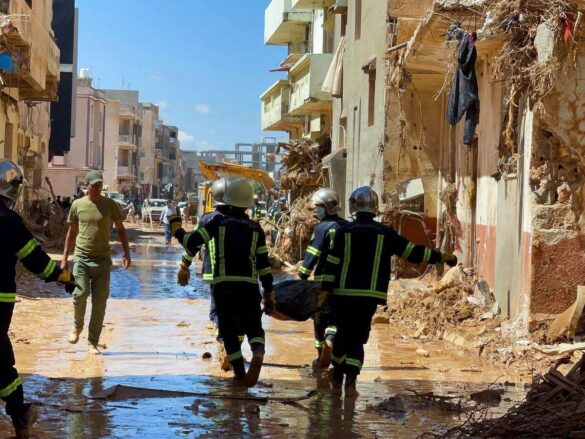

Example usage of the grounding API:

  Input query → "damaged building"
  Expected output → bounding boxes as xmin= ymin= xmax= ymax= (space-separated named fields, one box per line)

xmin=384 ymin=0 xmax=585 ymax=330
xmin=0 ymin=0 xmax=61 ymax=199
xmin=260 ymin=0 xmax=585 ymax=332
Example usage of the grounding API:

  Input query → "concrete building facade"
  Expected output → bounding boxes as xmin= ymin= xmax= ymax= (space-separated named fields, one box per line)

xmin=0 ymin=0 xmax=61 ymax=200
xmin=47 ymin=75 xmax=106 ymax=197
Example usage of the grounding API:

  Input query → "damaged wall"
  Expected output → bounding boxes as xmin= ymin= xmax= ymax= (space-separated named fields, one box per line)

xmin=527 ymin=47 xmax=585 ymax=316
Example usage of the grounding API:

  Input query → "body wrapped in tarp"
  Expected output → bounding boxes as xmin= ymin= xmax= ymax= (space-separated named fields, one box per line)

xmin=273 ymin=280 xmax=320 ymax=321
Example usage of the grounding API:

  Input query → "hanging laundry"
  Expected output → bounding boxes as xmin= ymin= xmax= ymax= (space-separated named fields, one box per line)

xmin=446 ymin=32 xmax=480 ymax=146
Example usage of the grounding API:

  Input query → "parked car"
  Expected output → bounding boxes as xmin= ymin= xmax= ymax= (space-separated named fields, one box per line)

xmin=141 ymin=199 xmax=167 ymax=222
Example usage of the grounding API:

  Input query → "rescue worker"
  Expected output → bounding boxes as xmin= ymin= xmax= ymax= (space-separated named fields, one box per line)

xmin=0 ymin=160 xmax=78 ymax=438
xmin=298 ymin=188 xmax=348 ymax=368
xmin=250 ymin=195 xmax=262 ymax=222
xmin=269 ymin=197 xmax=288 ymax=244
xmin=176 ymin=179 xmax=243 ymax=371
xmin=321 ymin=187 xmax=457 ymax=398
xmin=171 ymin=179 xmax=274 ymax=387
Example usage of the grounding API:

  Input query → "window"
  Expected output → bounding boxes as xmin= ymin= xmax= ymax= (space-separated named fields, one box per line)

xmin=368 ymin=70 xmax=376 ymax=127
xmin=355 ymin=0 xmax=362 ymax=40
xmin=4 ymin=123 xmax=13 ymax=160
xmin=341 ymin=13 xmax=347 ymax=37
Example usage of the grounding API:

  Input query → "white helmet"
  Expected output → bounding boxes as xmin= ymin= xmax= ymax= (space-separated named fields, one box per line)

xmin=224 ymin=178 xmax=254 ymax=208
xmin=211 ymin=178 xmax=227 ymax=206
xmin=311 ymin=188 xmax=340 ymax=215
xmin=349 ymin=186 xmax=379 ymax=215
xmin=0 ymin=160 xmax=23 ymax=208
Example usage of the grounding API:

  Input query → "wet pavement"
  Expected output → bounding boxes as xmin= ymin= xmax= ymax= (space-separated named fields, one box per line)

xmin=2 ymin=225 xmax=529 ymax=438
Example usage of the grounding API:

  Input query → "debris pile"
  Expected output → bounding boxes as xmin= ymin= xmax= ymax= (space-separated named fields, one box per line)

xmin=386 ymin=267 xmax=500 ymax=341
xmin=436 ymin=357 xmax=585 ymax=438
xmin=269 ymin=194 xmax=318 ymax=265
xmin=16 ymin=188 xmax=68 ymax=250
xmin=278 ymin=140 xmax=326 ymax=199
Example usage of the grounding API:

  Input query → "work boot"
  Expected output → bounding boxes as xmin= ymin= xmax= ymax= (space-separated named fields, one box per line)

xmin=244 ymin=347 xmax=265 ymax=387
xmin=88 ymin=343 xmax=101 ymax=355
xmin=319 ymin=339 xmax=333 ymax=369
xmin=344 ymin=374 xmax=359 ymax=399
xmin=311 ymin=347 xmax=323 ymax=369
xmin=11 ymin=404 xmax=38 ymax=439
xmin=232 ymin=363 xmax=247 ymax=387
xmin=68 ymin=326 xmax=82 ymax=344
xmin=329 ymin=368 xmax=343 ymax=396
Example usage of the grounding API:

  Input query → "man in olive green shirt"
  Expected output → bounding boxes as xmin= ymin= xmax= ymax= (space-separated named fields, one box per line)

xmin=61 ymin=170 xmax=131 ymax=354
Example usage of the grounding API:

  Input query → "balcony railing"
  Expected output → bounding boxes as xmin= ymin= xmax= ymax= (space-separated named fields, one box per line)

xmin=261 ymin=80 xmax=302 ymax=132
xmin=291 ymin=0 xmax=334 ymax=9
xmin=0 ymin=0 xmax=60 ymax=99
xmin=265 ymin=0 xmax=312 ymax=45
xmin=289 ymin=53 xmax=333 ymax=115
xmin=119 ymin=134 xmax=135 ymax=144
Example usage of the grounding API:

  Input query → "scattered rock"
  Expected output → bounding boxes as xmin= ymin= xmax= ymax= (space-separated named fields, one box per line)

xmin=416 ymin=348 xmax=430 ymax=358
xmin=202 ymin=352 xmax=212 ymax=359
xmin=492 ymin=301 xmax=501 ymax=316
xmin=546 ymin=287 xmax=585 ymax=344
xmin=177 ymin=321 xmax=190 ymax=327
xmin=475 ymin=280 xmax=494 ymax=306
xmin=479 ymin=311 xmax=494 ymax=320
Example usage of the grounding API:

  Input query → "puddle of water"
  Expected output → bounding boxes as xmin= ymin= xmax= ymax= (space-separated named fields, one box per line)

xmin=6 ymin=239 xmax=530 ymax=438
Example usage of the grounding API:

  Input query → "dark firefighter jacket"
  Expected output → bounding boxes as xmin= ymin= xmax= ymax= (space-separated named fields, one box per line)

xmin=181 ymin=205 xmax=231 ymax=282
xmin=250 ymin=204 xmax=262 ymax=222
xmin=298 ymin=214 xmax=348 ymax=281
xmin=0 ymin=205 xmax=61 ymax=307
xmin=321 ymin=215 xmax=442 ymax=304
xmin=176 ymin=209 xmax=273 ymax=293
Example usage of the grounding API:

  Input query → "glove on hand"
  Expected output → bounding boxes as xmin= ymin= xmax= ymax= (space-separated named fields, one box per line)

xmin=263 ymin=290 xmax=276 ymax=315
xmin=298 ymin=271 xmax=309 ymax=280
xmin=442 ymin=253 xmax=458 ymax=267
xmin=169 ymin=214 xmax=183 ymax=238
xmin=177 ymin=263 xmax=190 ymax=286
xmin=57 ymin=270 xmax=79 ymax=294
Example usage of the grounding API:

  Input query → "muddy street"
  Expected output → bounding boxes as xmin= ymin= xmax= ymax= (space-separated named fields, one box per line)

xmin=0 ymin=226 xmax=529 ymax=438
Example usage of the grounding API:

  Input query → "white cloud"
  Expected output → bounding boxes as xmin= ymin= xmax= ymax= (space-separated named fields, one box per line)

xmin=179 ymin=131 xmax=195 ymax=145
xmin=195 ymin=104 xmax=210 ymax=115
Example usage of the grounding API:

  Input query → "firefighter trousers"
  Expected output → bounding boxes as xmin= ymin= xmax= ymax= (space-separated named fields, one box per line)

xmin=330 ymin=296 xmax=378 ymax=377
xmin=213 ymin=282 xmax=265 ymax=374
xmin=0 ymin=304 xmax=26 ymax=418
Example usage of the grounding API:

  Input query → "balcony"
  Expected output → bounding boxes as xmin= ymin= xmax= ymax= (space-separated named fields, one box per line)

xmin=288 ymin=53 xmax=333 ymax=115
xmin=120 ymin=104 xmax=140 ymax=120
xmin=0 ymin=0 xmax=60 ymax=100
xmin=260 ymin=80 xmax=303 ymax=132
xmin=291 ymin=0 xmax=334 ymax=9
xmin=118 ymin=134 xmax=137 ymax=146
xmin=265 ymin=0 xmax=312 ymax=45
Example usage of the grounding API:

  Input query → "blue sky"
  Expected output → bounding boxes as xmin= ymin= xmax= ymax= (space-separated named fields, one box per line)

xmin=76 ymin=0 xmax=287 ymax=151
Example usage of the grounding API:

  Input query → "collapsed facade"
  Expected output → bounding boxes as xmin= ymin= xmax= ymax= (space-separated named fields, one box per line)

xmin=261 ymin=0 xmax=585 ymax=329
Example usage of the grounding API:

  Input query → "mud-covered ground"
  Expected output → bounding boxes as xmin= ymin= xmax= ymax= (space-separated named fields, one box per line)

xmin=1 ymin=225 xmax=531 ymax=438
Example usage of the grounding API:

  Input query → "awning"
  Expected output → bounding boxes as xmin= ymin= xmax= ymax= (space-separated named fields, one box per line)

xmin=321 ymin=35 xmax=345 ymax=97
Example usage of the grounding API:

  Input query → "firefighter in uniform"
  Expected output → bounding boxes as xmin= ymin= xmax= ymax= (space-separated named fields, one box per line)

xmin=269 ymin=197 xmax=288 ymax=244
xmin=177 ymin=179 xmax=244 ymax=371
xmin=250 ymin=195 xmax=262 ymax=223
xmin=321 ymin=187 xmax=457 ymax=398
xmin=172 ymin=179 xmax=274 ymax=387
xmin=298 ymin=188 xmax=348 ymax=368
xmin=0 ymin=160 xmax=78 ymax=438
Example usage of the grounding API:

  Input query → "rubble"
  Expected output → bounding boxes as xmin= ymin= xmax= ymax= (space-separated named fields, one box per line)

xmin=546 ymin=286 xmax=585 ymax=344
xmin=278 ymin=139 xmax=328 ymax=200
xmin=436 ymin=357 xmax=585 ymax=438
xmin=268 ymin=194 xmax=318 ymax=264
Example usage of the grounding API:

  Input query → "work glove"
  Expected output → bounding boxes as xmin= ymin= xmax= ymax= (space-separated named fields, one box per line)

xmin=263 ymin=290 xmax=276 ymax=316
xmin=298 ymin=271 xmax=309 ymax=280
xmin=441 ymin=253 xmax=458 ymax=267
xmin=169 ymin=214 xmax=183 ymax=238
xmin=57 ymin=270 xmax=80 ymax=294
xmin=177 ymin=262 xmax=190 ymax=286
